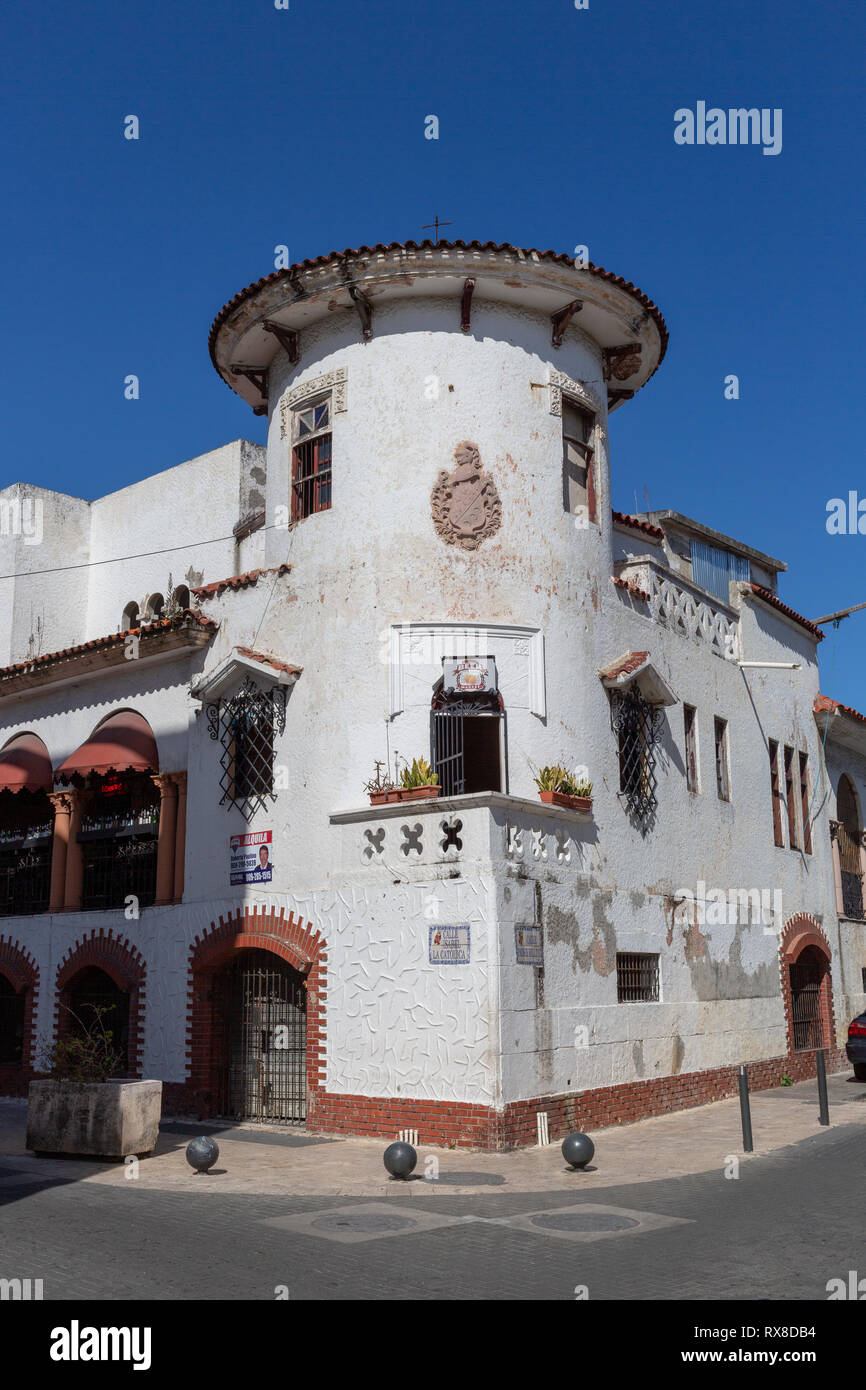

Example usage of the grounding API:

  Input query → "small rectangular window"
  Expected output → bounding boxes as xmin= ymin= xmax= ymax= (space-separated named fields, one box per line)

xmin=714 ymin=718 xmax=730 ymax=801
xmin=562 ymin=399 xmax=596 ymax=524
xmin=799 ymin=752 xmax=812 ymax=854
xmin=769 ymin=740 xmax=784 ymax=847
xmin=784 ymin=745 xmax=798 ymax=848
xmin=291 ymin=393 xmax=332 ymax=520
xmin=684 ymin=704 xmax=699 ymax=792
xmin=616 ymin=952 xmax=660 ymax=1003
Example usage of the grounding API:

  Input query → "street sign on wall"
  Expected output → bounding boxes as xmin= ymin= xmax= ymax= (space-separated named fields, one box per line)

xmin=428 ymin=925 xmax=471 ymax=964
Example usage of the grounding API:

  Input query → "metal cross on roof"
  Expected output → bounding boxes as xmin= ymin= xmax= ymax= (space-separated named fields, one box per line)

xmin=422 ymin=216 xmax=452 ymax=245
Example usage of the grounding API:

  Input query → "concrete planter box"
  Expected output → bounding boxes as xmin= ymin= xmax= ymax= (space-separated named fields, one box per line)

xmin=26 ymin=1080 xmax=162 ymax=1159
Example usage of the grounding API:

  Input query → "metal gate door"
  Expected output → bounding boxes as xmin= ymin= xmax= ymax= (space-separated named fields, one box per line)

xmin=432 ymin=711 xmax=465 ymax=797
xmin=789 ymin=953 xmax=825 ymax=1051
xmin=223 ymin=951 xmax=306 ymax=1123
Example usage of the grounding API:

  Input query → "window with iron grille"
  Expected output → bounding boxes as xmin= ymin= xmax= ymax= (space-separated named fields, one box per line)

xmin=714 ymin=717 xmax=730 ymax=801
xmin=291 ymin=395 xmax=332 ymax=520
xmin=207 ymin=677 xmax=286 ymax=822
xmin=617 ymin=952 xmax=660 ymax=1003
xmin=77 ymin=773 xmax=159 ymax=913
xmin=683 ymin=704 xmax=699 ymax=792
xmin=610 ymin=685 xmax=664 ymax=830
xmin=561 ymin=398 xmax=597 ymax=523
xmin=769 ymin=740 xmax=784 ymax=846
xmin=0 ymin=790 xmax=53 ymax=917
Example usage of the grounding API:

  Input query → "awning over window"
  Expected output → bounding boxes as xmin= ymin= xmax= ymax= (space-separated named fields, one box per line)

xmin=55 ymin=712 xmax=159 ymax=783
xmin=0 ymin=733 xmax=53 ymax=793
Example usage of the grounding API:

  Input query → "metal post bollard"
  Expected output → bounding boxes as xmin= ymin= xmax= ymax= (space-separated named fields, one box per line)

xmin=816 ymin=1048 xmax=830 ymax=1126
xmin=738 ymin=1065 xmax=753 ymax=1153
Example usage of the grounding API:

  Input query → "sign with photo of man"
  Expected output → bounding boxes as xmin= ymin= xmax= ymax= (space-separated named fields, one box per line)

xmin=230 ymin=830 xmax=273 ymax=885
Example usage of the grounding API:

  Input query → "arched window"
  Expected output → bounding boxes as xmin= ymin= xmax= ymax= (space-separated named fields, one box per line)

xmin=144 ymin=593 xmax=164 ymax=622
xmin=62 ymin=966 xmax=130 ymax=1075
xmin=122 ymin=601 xmax=139 ymax=631
xmin=172 ymin=584 xmax=190 ymax=611
xmin=0 ymin=734 xmax=53 ymax=916
xmin=431 ymin=668 xmax=504 ymax=797
xmin=0 ymin=972 xmax=25 ymax=1065
xmin=837 ymin=775 xmax=864 ymax=920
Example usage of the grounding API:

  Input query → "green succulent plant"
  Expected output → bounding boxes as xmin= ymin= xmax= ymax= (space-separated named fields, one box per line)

xmin=399 ymin=757 xmax=439 ymax=789
xmin=531 ymin=762 xmax=593 ymax=797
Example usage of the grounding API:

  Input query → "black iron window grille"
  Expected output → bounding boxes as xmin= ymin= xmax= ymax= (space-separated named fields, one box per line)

xmin=81 ymin=837 xmax=157 ymax=913
xmin=0 ymin=845 xmax=51 ymax=917
xmin=617 ymin=952 xmax=660 ymax=1003
xmin=789 ymin=954 xmax=825 ymax=1051
xmin=207 ymin=678 xmax=287 ymax=821
xmin=610 ymin=685 xmax=664 ymax=831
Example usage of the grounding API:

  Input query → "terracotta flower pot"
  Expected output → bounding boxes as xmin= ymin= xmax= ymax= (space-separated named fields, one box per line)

xmin=397 ymin=785 xmax=441 ymax=802
xmin=538 ymin=789 xmax=592 ymax=812
xmin=368 ymin=790 xmax=402 ymax=806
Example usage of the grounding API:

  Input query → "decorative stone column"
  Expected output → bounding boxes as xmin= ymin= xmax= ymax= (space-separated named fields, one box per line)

xmin=61 ymin=789 xmax=84 ymax=912
xmin=172 ymin=771 xmax=188 ymax=904
xmin=47 ymin=791 xmax=73 ymax=913
xmin=152 ymin=774 xmax=178 ymax=906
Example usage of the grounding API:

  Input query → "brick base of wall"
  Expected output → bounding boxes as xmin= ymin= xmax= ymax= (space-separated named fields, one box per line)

xmin=157 ymin=1046 xmax=850 ymax=1150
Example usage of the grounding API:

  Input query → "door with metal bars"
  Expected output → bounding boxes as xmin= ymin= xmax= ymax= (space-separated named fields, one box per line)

xmin=221 ymin=951 xmax=307 ymax=1123
xmin=789 ymin=949 xmax=826 ymax=1052
xmin=431 ymin=689 xmax=504 ymax=798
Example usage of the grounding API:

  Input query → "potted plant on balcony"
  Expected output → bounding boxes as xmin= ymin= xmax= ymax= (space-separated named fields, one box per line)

xmin=364 ymin=760 xmax=401 ymax=806
xmin=27 ymin=1006 xmax=162 ymax=1160
xmin=397 ymin=757 xmax=441 ymax=802
xmin=532 ymin=763 xmax=593 ymax=813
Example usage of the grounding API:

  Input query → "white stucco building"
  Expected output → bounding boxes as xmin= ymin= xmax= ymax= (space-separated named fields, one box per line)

xmin=0 ymin=239 xmax=863 ymax=1147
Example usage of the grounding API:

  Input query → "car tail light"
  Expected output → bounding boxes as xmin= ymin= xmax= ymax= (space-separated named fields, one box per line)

xmin=848 ymin=1021 xmax=866 ymax=1037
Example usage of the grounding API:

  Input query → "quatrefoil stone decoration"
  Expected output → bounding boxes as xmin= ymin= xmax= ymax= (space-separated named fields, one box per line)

xmin=400 ymin=823 xmax=424 ymax=856
xmin=362 ymin=826 xmax=386 ymax=860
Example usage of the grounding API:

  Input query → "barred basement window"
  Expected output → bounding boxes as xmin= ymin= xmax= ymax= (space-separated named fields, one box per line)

xmin=617 ymin=952 xmax=660 ymax=1003
xmin=610 ymin=684 xmax=664 ymax=830
xmin=207 ymin=677 xmax=287 ymax=821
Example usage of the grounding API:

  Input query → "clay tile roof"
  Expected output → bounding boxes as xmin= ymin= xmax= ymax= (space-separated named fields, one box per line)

xmin=191 ymin=564 xmax=291 ymax=600
xmin=814 ymin=694 xmax=866 ymax=725
xmin=746 ymin=584 xmax=824 ymax=641
xmin=611 ymin=510 xmax=665 ymax=541
xmin=236 ymin=648 xmax=302 ymax=678
xmin=0 ymin=610 xmax=216 ymax=682
xmin=209 ymin=239 xmax=669 ymax=376
xmin=598 ymin=651 xmax=650 ymax=682
xmin=612 ymin=575 xmax=651 ymax=601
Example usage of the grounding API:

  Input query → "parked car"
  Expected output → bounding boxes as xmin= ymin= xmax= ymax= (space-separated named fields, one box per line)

xmin=846 ymin=1011 xmax=866 ymax=1080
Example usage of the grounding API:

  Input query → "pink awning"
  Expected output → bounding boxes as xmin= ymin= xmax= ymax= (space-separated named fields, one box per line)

xmin=55 ymin=712 xmax=159 ymax=783
xmin=0 ymin=733 xmax=53 ymax=793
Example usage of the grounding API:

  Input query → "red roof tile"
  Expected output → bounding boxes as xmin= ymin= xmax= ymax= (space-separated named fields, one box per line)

xmin=612 ymin=575 xmax=651 ymax=601
xmin=611 ymin=510 xmax=665 ymax=541
xmin=598 ymin=651 xmax=650 ymax=682
xmin=209 ymin=239 xmax=669 ymax=381
xmin=814 ymin=694 xmax=866 ymax=725
xmin=236 ymin=647 xmax=302 ymax=678
xmin=0 ymin=610 xmax=216 ymax=682
xmin=192 ymin=564 xmax=291 ymax=599
xmin=747 ymin=584 xmax=824 ymax=641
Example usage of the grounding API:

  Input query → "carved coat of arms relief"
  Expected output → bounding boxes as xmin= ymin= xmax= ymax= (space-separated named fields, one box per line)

xmin=430 ymin=441 xmax=502 ymax=551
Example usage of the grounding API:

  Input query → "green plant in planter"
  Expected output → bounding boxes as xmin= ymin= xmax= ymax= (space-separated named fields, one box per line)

xmin=531 ymin=762 xmax=593 ymax=797
xmin=399 ymin=757 xmax=439 ymax=789
xmin=39 ymin=1005 xmax=125 ymax=1084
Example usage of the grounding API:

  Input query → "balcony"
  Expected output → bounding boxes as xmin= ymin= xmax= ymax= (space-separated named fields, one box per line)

xmin=615 ymin=556 xmax=740 ymax=663
xmin=329 ymin=790 xmax=595 ymax=877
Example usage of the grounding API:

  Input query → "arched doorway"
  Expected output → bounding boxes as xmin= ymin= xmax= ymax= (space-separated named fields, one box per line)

xmin=788 ymin=947 xmax=829 ymax=1051
xmin=0 ymin=972 xmax=25 ymax=1066
xmin=218 ymin=950 xmax=307 ymax=1123
xmin=431 ymin=678 xmax=505 ymax=797
xmin=62 ymin=966 xmax=131 ymax=1074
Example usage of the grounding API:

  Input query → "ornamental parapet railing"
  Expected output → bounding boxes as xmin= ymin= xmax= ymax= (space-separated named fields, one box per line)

xmin=616 ymin=558 xmax=740 ymax=662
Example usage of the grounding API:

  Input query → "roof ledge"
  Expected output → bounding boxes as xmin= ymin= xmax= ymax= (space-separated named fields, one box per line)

xmin=191 ymin=647 xmax=302 ymax=702
xmin=598 ymin=651 xmax=678 ymax=706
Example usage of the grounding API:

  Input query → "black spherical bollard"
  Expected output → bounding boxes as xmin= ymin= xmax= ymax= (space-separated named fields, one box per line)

xmin=186 ymin=1135 xmax=219 ymax=1174
xmin=561 ymin=1132 xmax=595 ymax=1170
xmin=383 ymin=1141 xmax=417 ymax=1179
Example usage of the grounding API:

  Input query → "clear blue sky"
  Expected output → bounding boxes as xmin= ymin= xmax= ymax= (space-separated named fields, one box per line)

xmin=2 ymin=0 xmax=864 ymax=702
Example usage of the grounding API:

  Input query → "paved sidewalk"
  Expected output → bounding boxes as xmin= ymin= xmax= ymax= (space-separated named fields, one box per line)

xmin=1 ymin=1069 xmax=862 ymax=1198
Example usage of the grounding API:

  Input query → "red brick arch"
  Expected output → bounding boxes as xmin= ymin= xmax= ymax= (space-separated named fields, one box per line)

xmin=779 ymin=914 xmax=837 ymax=1059
xmin=55 ymin=930 xmax=147 ymax=1077
xmin=0 ymin=936 xmax=40 ymax=1092
xmin=182 ymin=907 xmax=326 ymax=1119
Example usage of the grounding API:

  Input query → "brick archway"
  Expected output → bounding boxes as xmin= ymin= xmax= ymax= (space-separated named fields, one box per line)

xmin=183 ymin=907 xmax=326 ymax=1119
xmin=779 ymin=914 xmax=836 ymax=1060
xmin=0 ymin=936 xmax=40 ymax=1094
xmin=56 ymin=931 xmax=146 ymax=1077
